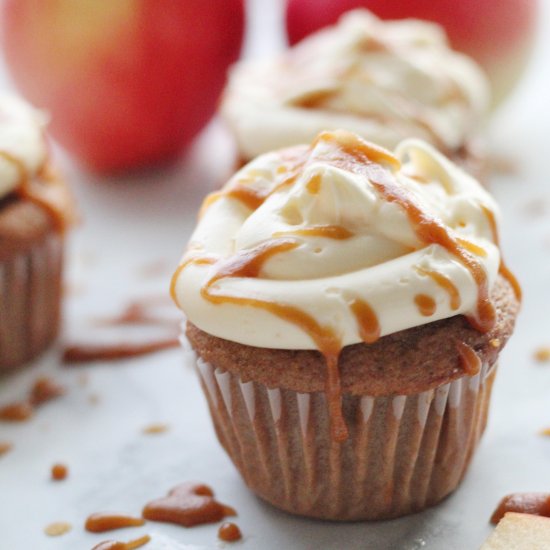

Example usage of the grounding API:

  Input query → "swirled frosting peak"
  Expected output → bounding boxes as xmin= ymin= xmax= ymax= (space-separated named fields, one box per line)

xmin=222 ymin=9 xmax=489 ymax=160
xmin=172 ymin=130 xmax=509 ymax=353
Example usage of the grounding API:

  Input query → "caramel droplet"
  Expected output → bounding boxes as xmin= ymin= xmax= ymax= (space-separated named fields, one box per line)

xmin=414 ymin=294 xmax=436 ymax=317
xmin=51 ymin=463 xmax=68 ymax=481
xmin=218 ymin=522 xmax=242 ymax=542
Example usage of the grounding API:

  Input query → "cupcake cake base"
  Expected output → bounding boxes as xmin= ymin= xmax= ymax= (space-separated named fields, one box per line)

xmin=0 ymin=198 xmax=63 ymax=370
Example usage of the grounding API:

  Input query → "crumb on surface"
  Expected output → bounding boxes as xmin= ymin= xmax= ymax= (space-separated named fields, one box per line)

xmin=142 ymin=423 xmax=170 ymax=435
xmin=534 ymin=347 xmax=550 ymax=362
xmin=44 ymin=522 xmax=72 ymax=537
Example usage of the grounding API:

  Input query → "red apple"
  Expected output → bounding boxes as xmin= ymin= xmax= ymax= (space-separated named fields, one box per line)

xmin=286 ymin=0 xmax=538 ymax=105
xmin=0 ymin=0 xmax=245 ymax=174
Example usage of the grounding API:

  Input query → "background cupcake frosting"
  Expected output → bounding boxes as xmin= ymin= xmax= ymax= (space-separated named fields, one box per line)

xmin=222 ymin=10 xmax=490 ymax=160
xmin=0 ymin=94 xmax=48 ymax=198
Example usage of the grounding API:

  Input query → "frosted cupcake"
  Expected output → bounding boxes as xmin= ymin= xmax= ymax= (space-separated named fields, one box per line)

xmin=222 ymin=10 xmax=489 ymax=178
xmin=0 ymin=94 xmax=74 ymax=370
xmin=171 ymin=130 xmax=519 ymax=520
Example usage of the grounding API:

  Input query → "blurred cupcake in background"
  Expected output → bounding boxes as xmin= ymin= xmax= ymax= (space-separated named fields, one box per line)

xmin=222 ymin=10 xmax=490 ymax=178
xmin=0 ymin=94 xmax=75 ymax=370
xmin=171 ymin=129 xmax=520 ymax=520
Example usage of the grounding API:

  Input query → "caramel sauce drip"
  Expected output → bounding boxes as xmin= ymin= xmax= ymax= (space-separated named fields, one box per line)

xmin=0 ymin=401 xmax=33 ymax=422
xmin=414 ymin=294 xmax=436 ymax=317
xmin=274 ymin=225 xmax=354 ymax=240
xmin=349 ymin=298 xmax=380 ymax=344
xmin=62 ymin=338 xmax=179 ymax=364
xmin=0 ymin=150 xmax=73 ymax=232
xmin=491 ymin=493 xmax=550 ymax=524
xmin=456 ymin=342 xmax=482 ymax=375
xmin=201 ymin=238 xmax=348 ymax=441
xmin=142 ymin=482 xmax=236 ymax=528
xmin=218 ymin=522 xmax=242 ymax=542
xmin=315 ymin=132 xmax=494 ymax=332
xmin=51 ymin=463 xmax=68 ymax=481
xmin=481 ymin=205 xmax=522 ymax=301
xmin=30 ymin=377 xmax=66 ymax=406
xmin=415 ymin=267 xmax=461 ymax=311
xmin=91 ymin=535 xmax=151 ymax=550
xmin=85 ymin=513 xmax=145 ymax=533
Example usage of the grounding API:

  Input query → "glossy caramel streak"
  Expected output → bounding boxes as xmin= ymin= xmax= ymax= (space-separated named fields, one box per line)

xmin=201 ymin=239 xmax=347 ymax=441
xmin=481 ymin=204 xmax=522 ymax=301
xmin=415 ymin=267 xmax=461 ymax=311
xmin=414 ymin=294 xmax=436 ymax=317
xmin=274 ymin=225 xmax=354 ymax=240
xmin=456 ymin=341 xmax=482 ymax=375
xmin=206 ymin=239 xmax=299 ymax=285
xmin=349 ymin=298 xmax=380 ymax=344
xmin=170 ymin=255 xmax=217 ymax=305
xmin=455 ymin=237 xmax=487 ymax=258
xmin=85 ymin=513 xmax=145 ymax=533
xmin=313 ymin=132 xmax=495 ymax=332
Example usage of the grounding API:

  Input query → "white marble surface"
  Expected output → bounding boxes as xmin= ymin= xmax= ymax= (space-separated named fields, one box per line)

xmin=1 ymin=1 xmax=550 ymax=549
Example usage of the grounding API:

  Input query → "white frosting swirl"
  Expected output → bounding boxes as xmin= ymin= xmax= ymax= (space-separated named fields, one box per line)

xmin=173 ymin=131 xmax=501 ymax=350
xmin=222 ymin=10 xmax=489 ymax=160
xmin=0 ymin=94 xmax=48 ymax=199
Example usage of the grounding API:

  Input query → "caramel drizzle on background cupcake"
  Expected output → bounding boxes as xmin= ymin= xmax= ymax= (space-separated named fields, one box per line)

xmin=172 ymin=130 xmax=520 ymax=442
xmin=0 ymin=149 xmax=74 ymax=231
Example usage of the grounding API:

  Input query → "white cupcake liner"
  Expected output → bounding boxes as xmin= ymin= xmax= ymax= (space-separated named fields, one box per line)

xmin=193 ymin=354 xmax=496 ymax=520
xmin=0 ymin=233 xmax=63 ymax=370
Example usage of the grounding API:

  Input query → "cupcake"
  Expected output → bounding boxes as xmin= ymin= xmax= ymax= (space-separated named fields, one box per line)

xmin=171 ymin=130 xmax=520 ymax=520
xmin=221 ymin=10 xmax=489 ymax=178
xmin=0 ymin=94 xmax=74 ymax=370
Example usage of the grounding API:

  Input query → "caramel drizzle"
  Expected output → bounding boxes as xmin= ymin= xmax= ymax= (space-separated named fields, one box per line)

xmin=480 ymin=205 xmax=522 ymax=301
xmin=0 ymin=150 xmax=70 ymax=232
xmin=414 ymin=294 xmax=436 ymax=317
xmin=200 ymin=238 xmax=348 ymax=441
xmin=170 ymin=255 xmax=217 ymax=304
xmin=415 ymin=267 xmax=461 ymax=311
xmin=200 ymin=147 xmax=310 ymax=218
xmin=349 ymin=298 xmax=380 ymax=343
xmin=274 ymin=225 xmax=354 ymax=240
xmin=456 ymin=341 xmax=482 ymax=375
xmin=315 ymin=132 xmax=495 ymax=333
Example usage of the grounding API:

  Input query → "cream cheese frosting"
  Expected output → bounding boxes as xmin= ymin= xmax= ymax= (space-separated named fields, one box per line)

xmin=0 ymin=94 xmax=48 ymax=199
xmin=222 ymin=10 xmax=490 ymax=160
xmin=172 ymin=130 xmax=503 ymax=351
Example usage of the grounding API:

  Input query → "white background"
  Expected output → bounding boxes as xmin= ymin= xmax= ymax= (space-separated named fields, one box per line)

xmin=1 ymin=1 xmax=550 ymax=549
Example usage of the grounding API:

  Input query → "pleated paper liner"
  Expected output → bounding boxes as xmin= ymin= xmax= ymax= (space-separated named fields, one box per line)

xmin=0 ymin=233 xmax=63 ymax=370
xmin=194 ymin=356 xmax=496 ymax=521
